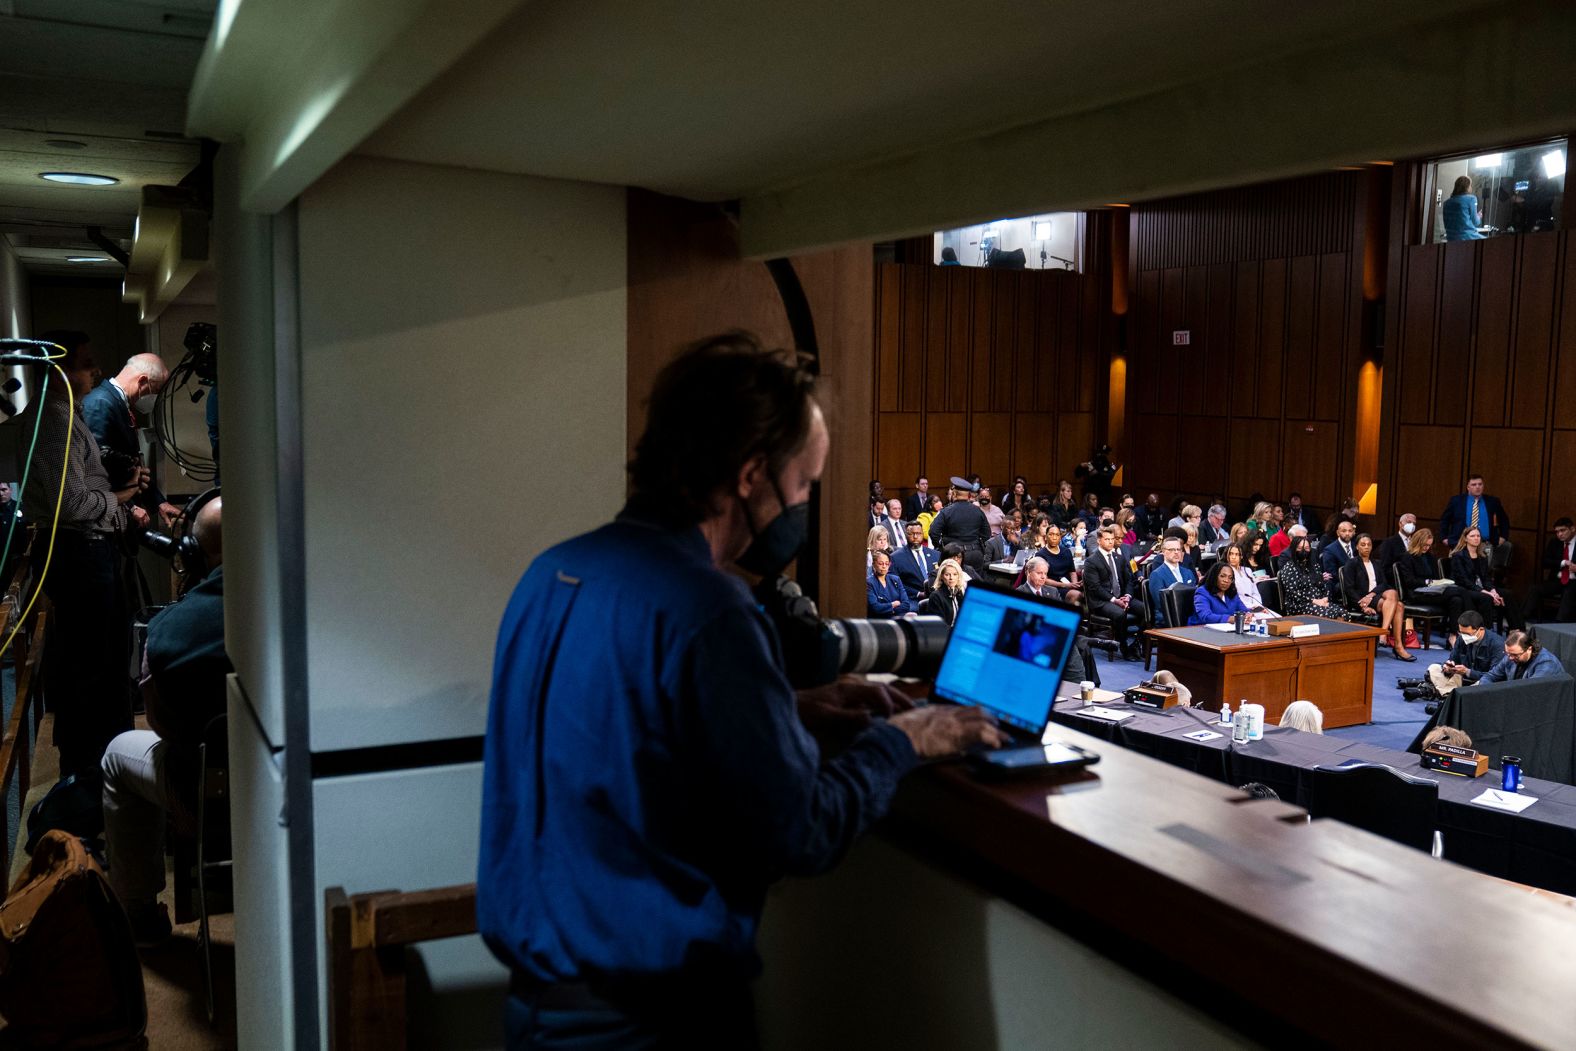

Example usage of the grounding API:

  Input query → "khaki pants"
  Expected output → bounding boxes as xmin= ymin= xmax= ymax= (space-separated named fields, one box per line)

xmin=1426 ymin=663 xmax=1464 ymax=696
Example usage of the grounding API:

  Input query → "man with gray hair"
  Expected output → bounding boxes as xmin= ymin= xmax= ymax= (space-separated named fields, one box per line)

xmin=1200 ymin=504 xmax=1228 ymax=546
xmin=83 ymin=352 xmax=180 ymax=529
xmin=1018 ymin=556 xmax=1054 ymax=598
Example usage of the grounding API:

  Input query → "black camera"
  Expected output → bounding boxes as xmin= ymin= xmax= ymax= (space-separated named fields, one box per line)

xmin=183 ymin=322 xmax=217 ymax=385
xmin=758 ymin=576 xmax=950 ymax=689
xmin=99 ymin=448 xmax=140 ymax=490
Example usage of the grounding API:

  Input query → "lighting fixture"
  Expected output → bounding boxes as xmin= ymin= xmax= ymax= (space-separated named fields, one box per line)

xmin=1034 ymin=221 xmax=1053 ymax=241
xmin=1472 ymin=153 xmax=1502 ymax=169
xmin=1542 ymin=149 xmax=1566 ymax=179
xmin=44 ymin=139 xmax=87 ymax=150
xmin=66 ymin=256 xmax=109 ymax=264
xmin=39 ymin=172 xmax=119 ymax=186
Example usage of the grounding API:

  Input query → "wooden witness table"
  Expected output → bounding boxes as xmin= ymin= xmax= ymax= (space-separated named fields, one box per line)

xmin=1145 ymin=616 xmax=1387 ymax=728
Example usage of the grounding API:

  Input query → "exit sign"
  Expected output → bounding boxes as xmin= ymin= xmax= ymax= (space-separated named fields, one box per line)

xmin=1173 ymin=330 xmax=1191 ymax=345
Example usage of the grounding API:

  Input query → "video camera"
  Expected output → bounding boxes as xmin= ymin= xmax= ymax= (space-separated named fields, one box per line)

xmin=183 ymin=322 xmax=217 ymax=386
xmin=757 ymin=576 xmax=950 ymax=689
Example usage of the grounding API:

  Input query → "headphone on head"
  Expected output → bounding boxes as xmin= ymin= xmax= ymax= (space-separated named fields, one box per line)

xmin=174 ymin=486 xmax=221 ymax=582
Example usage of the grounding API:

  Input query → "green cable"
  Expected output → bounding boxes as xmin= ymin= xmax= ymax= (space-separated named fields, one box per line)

xmin=0 ymin=368 xmax=52 ymax=579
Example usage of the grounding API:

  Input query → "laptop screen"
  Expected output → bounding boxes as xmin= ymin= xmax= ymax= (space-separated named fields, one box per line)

xmin=932 ymin=581 xmax=1084 ymax=735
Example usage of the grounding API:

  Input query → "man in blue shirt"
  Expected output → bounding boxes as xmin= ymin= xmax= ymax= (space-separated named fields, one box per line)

xmin=480 ymin=334 xmax=1001 ymax=1048
xmin=1475 ymin=629 xmax=1566 ymax=684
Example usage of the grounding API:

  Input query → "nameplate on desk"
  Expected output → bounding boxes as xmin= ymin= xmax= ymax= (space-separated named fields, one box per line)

xmin=1267 ymin=620 xmax=1319 ymax=638
xmin=1075 ymin=706 xmax=1135 ymax=723
xmin=1422 ymin=744 xmax=1489 ymax=778
xmin=1471 ymin=789 xmax=1538 ymax=813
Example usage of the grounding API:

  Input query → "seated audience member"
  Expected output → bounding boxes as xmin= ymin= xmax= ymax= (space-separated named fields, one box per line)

xmin=1224 ymin=541 xmax=1278 ymax=617
xmin=1018 ymin=557 xmax=1058 ymax=599
xmin=1150 ymin=669 xmax=1193 ymax=707
xmin=1115 ymin=508 xmax=1138 ymax=546
xmin=1278 ymin=700 xmax=1324 ymax=734
xmin=1284 ymin=493 xmax=1316 ymax=533
xmin=881 ymin=498 xmax=907 ymax=549
xmin=867 ymin=480 xmax=885 ymax=527
xmin=938 ymin=542 xmax=981 ymax=582
xmin=891 ymin=521 xmax=941 ymax=599
xmin=984 ymin=520 xmax=1023 ymax=565
xmin=1340 ymin=534 xmax=1410 ymax=656
xmin=1068 ymin=519 xmax=1090 ymax=559
xmin=1448 ymin=526 xmax=1512 ymax=626
xmin=1022 ymin=513 xmax=1051 ymax=554
xmin=866 ymin=552 xmax=913 ymax=618
xmin=1245 ymin=501 xmax=1278 ymax=538
xmin=1227 ymin=521 xmax=1250 ymax=549
xmin=1083 ymin=524 xmax=1147 ymax=659
xmin=1194 ymin=561 xmax=1253 ymax=625
xmin=1375 ymin=513 xmax=1417 ymax=581
xmin=1199 ymin=504 xmax=1228 ymax=547
xmin=866 ymin=525 xmax=891 ymax=569
xmin=1077 ymin=492 xmax=1102 ymax=532
xmin=1000 ymin=476 xmax=1032 ymax=518
xmin=1147 ymin=536 xmax=1197 ymax=627
xmin=977 ymin=487 xmax=1005 ymax=538
xmin=1396 ymin=527 xmax=1477 ymax=628
xmin=1399 ymin=611 xmax=1503 ymax=702
xmin=1166 ymin=503 xmax=1201 ymax=531
xmin=1036 ymin=526 xmax=1082 ymax=604
xmin=1268 ymin=520 xmax=1301 ymax=558
xmin=1322 ymin=499 xmax=1361 ymax=545
xmin=1474 ymin=629 xmax=1564 ymax=684
xmin=917 ymin=493 xmax=944 ymax=541
xmin=924 ymin=558 xmax=968 ymax=627
xmin=1421 ymin=725 xmax=1473 ymax=751
xmin=101 ymin=496 xmax=228 ymax=944
xmin=1524 ymin=516 xmax=1576 ymax=624
xmin=1048 ymin=480 xmax=1079 ymax=529
xmin=1321 ymin=518 xmax=1357 ymax=598
xmin=1277 ymin=535 xmax=1336 ymax=617
xmin=1181 ymin=523 xmax=1203 ymax=568
xmin=1243 ymin=533 xmax=1271 ymax=576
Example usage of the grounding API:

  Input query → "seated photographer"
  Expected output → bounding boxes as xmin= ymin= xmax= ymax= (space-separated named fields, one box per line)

xmin=1398 ymin=611 xmax=1502 ymax=703
xmin=100 ymin=495 xmax=228 ymax=944
xmin=82 ymin=352 xmax=181 ymax=530
xmin=1474 ymin=629 xmax=1564 ymax=684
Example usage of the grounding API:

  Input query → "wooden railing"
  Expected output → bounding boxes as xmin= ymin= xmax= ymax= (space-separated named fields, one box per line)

xmin=324 ymin=883 xmax=478 ymax=1051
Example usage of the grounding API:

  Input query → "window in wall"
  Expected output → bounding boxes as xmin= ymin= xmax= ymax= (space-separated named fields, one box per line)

xmin=1420 ymin=138 xmax=1565 ymax=243
xmin=934 ymin=213 xmax=1083 ymax=271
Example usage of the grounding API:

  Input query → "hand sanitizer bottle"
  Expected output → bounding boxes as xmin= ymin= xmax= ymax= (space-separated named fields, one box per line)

xmin=1220 ymin=701 xmax=1233 ymax=727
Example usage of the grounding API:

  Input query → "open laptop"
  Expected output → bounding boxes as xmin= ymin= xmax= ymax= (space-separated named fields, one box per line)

xmin=931 ymin=579 xmax=1084 ymax=742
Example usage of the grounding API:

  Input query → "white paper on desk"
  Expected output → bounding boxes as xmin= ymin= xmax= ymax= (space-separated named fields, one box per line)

xmin=1182 ymin=729 xmax=1223 ymax=741
xmin=1471 ymin=789 xmax=1538 ymax=813
xmin=1204 ymin=623 xmax=1236 ymax=632
xmin=1075 ymin=705 xmax=1135 ymax=723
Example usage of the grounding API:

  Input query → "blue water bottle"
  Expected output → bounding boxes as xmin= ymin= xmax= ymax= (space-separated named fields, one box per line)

xmin=1501 ymin=756 xmax=1522 ymax=793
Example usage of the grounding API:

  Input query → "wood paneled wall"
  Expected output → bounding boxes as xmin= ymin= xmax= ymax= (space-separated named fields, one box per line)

xmin=1122 ymin=171 xmax=1368 ymax=515
xmin=626 ymin=189 xmax=874 ymax=618
xmin=871 ymin=263 xmax=1103 ymax=500
xmin=1378 ymin=229 xmax=1575 ymax=588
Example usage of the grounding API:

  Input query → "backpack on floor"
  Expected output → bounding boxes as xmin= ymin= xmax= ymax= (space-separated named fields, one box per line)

xmin=0 ymin=830 xmax=146 ymax=1048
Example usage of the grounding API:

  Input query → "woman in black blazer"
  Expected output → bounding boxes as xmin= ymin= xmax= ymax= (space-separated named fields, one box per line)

xmin=1447 ymin=526 xmax=1512 ymax=626
xmin=1396 ymin=528 xmax=1471 ymax=628
xmin=1342 ymin=534 xmax=1411 ymax=658
xmin=999 ymin=476 xmax=1032 ymax=518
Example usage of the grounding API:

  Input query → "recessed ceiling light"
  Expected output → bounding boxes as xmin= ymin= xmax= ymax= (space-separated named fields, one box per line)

xmin=39 ymin=172 xmax=119 ymax=186
xmin=44 ymin=139 xmax=87 ymax=150
xmin=66 ymin=256 xmax=110 ymax=264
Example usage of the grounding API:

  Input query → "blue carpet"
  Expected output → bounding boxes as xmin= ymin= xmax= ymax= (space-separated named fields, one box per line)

xmin=1092 ymin=637 xmax=1443 ymax=751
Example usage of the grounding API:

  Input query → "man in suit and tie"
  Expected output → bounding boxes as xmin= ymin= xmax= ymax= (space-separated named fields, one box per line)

xmin=1198 ymin=504 xmax=1228 ymax=547
xmin=81 ymin=353 xmax=181 ymax=530
xmin=902 ymin=476 xmax=930 ymax=522
xmin=880 ymin=498 xmax=906 ymax=550
xmin=1147 ymin=536 xmax=1196 ymax=627
xmin=1320 ymin=519 xmax=1357 ymax=598
xmin=891 ymin=522 xmax=940 ymax=600
xmin=1439 ymin=474 xmax=1510 ymax=548
xmin=1017 ymin=556 xmax=1056 ymax=598
xmin=1083 ymin=524 xmax=1146 ymax=660
xmin=1524 ymin=516 xmax=1576 ymax=624
xmin=1284 ymin=492 xmax=1316 ymax=533
xmin=984 ymin=520 xmax=1023 ymax=565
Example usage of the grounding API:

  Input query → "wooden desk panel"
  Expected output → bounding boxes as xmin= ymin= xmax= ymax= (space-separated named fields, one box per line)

xmin=1145 ymin=617 xmax=1385 ymax=727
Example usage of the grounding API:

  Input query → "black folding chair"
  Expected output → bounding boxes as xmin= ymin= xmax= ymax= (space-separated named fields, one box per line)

xmin=1161 ymin=584 xmax=1198 ymax=635
xmin=1257 ymin=576 xmax=1282 ymax=615
xmin=1310 ymin=762 xmax=1442 ymax=856
xmin=1392 ymin=563 xmax=1447 ymax=651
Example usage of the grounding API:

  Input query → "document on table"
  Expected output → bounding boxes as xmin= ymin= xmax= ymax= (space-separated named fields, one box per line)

xmin=1471 ymin=789 xmax=1538 ymax=813
xmin=1182 ymin=729 xmax=1223 ymax=741
xmin=1075 ymin=706 xmax=1135 ymax=723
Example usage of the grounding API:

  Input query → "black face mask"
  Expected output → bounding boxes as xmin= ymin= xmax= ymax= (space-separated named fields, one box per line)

xmin=737 ymin=475 xmax=810 ymax=578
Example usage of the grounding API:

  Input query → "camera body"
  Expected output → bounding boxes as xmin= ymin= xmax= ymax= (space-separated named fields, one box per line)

xmin=757 ymin=576 xmax=950 ymax=689
xmin=183 ymin=322 xmax=217 ymax=385
xmin=99 ymin=448 xmax=141 ymax=490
